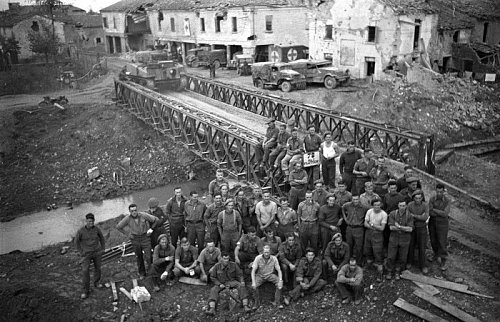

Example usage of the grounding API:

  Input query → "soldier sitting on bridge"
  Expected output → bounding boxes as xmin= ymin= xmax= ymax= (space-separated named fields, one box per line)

xmin=255 ymin=118 xmax=279 ymax=170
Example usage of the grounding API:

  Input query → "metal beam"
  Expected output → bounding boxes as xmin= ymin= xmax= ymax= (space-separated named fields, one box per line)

xmin=185 ymin=74 xmax=435 ymax=173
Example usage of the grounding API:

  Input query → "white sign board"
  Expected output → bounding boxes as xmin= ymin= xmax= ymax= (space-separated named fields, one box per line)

xmin=485 ymin=73 xmax=496 ymax=82
xmin=303 ymin=151 xmax=320 ymax=168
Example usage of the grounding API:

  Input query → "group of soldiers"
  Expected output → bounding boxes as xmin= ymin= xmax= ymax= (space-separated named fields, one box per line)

xmin=75 ymin=141 xmax=451 ymax=315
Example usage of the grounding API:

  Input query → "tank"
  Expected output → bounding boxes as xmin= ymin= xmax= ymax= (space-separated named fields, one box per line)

xmin=119 ymin=50 xmax=187 ymax=91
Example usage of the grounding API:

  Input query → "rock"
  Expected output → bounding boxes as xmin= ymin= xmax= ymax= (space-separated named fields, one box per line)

xmin=454 ymin=277 xmax=464 ymax=283
xmin=87 ymin=167 xmax=100 ymax=180
xmin=60 ymin=246 xmax=70 ymax=255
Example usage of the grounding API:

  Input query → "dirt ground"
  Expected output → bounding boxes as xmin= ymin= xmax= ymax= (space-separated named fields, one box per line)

xmin=0 ymin=57 xmax=499 ymax=321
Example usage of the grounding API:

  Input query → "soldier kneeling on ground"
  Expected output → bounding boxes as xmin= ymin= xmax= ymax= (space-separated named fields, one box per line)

xmin=150 ymin=234 xmax=175 ymax=291
xmin=205 ymin=252 xmax=252 ymax=315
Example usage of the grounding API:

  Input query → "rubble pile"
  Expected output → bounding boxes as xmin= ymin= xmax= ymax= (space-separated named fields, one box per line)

xmin=386 ymin=70 xmax=500 ymax=143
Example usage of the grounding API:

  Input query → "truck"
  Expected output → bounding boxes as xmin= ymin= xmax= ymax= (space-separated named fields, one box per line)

xmin=287 ymin=59 xmax=350 ymax=89
xmin=120 ymin=50 xmax=187 ymax=91
xmin=251 ymin=62 xmax=306 ymax=92
xmin=186 ymin=48 xmax=227 ymax=69
xmin=227 ymin=54 xmax=254 ymax=76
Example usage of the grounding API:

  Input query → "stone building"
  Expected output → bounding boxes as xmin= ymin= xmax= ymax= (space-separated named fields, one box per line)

xmin=308 ymin=0 xmax=438 ymax=80
xmin=100 ymin=0 xmax=161 ymax=54
xmin=147 ymin=0 xmax=309 ymax=64
xmin=0 ymin=3 xmax=105 ymax=60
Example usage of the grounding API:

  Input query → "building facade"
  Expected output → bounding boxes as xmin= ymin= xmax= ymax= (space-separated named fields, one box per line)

xmin=148 ymin=0 xmax=309 ymax=64
xmin=308 ymin=0 xmax=438 ymax=80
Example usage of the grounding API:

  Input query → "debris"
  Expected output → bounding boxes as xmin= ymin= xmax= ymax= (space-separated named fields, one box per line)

xmin=393 ymin=298 xmax=449 ymax=322
xmin=119 ymin=287 xmax=133 ymax=301
xmin=413 ymin=289 xmax=481 ymax=322
xmin=87 ymin=167 xmax=100 ymax=180
xmin=60 ymin=246 xmax=70 ymax=255
xmin=178 ymin=276 xmax=207 ymax=286
xmin=111 ymin=281 xmax=119 ymax=303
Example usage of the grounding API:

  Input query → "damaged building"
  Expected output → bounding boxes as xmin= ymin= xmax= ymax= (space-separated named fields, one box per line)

xmin=308 ymin=0 xmax=438 ymax=80
xmin=147 ymin=0 xmax=309 ymax=64
xmin=100 ymin=0 xmax=161 ymax=54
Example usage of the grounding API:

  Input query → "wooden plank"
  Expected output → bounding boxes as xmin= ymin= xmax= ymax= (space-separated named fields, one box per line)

xmin=111 ymin=281 xmax=118 ymax=302
xmin=119 ymin=287 xmax=133 ymax=301
xmin=413 ymin=281 xmax=441 ymax=296
xmin=457 ymin=289 xmax=495 ymax=299
xmin=401 ymin=270 xmax=468 ymax=292
xmin=413 ymin=289 xmax=482 ymax=322
xmin=393 ymin=298 xmax=449 ymax=322
xmin=132 ymin=279 xmax=138 ymax=288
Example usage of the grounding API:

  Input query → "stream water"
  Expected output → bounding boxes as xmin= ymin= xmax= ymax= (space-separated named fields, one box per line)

xmin=0 ymin=180 xmax=210 ymax=254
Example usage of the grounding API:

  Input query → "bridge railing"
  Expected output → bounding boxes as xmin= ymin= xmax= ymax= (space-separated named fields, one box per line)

xmin=185 ymin=74 xmax=435 ymax=174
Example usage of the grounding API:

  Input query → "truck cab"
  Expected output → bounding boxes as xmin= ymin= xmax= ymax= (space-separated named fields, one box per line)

xmin=251 ymin=62 xmax=306 ymax=92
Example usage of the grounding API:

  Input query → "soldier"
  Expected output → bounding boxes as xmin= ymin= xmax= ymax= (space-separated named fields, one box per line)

xmin=184 ymin=191 xmax=207 ymax=253
xmin=385 ymin=201 xmax=413 ymax=280
xmin=248 ymin=186 xmax=263 ymax=230
xmin=75 ymin=213 xmax=105 ymax=299
xmin=234 ymin=189 xmax=251 ymax=233
xmin=318 ymin=194 xmax=342 ymax=252
xmin=150 ymin=234 xmax=175 ymax=291
xmin=312 ymin=179 xmax=329 ymax=206
xmin=220 ymin=184 xmax=230 ymax=203
xmin=342 ymin=195 xmax=368 ymax=260
xmin=275 ymin=197 xmax=297 ymax=241
xmin=205 ymin=252 xmax=252 ymax=316
xmin=382 ymin=180 xmax=405 ymax=248
xmin=217 ymin=199 xmax=242 ymax=254
xmin=407 ymin=190 xmax=430 ymax=274
xmin=335 ymin=257 xmax=364 ymax=305
xmin=359 ymin=181 xmax=381 ymax=208
xmin=363 ymin=199 xmax=387 ymax=282
xmin=334 ymin=181 xmax=352 ymax=208
xmin=297 ymin=191 xmax=321 ymax=252
xmin=261 ymin=227 xmax=281 ymax=256
xmin=116 ymin=204 xmax=158 ymax=278
xmin=204 ymin=193 xmax=225 ymax=247
xmin=146 ymin=197 xmax=167 ymax=250
xmin=165 ymin=187 xmax=187 ymax=247
xmin=289 ymin=161 xmax=308 ymax=210
xmin=396 ymin=165 xmax=421 ymax=192
xmin=428 ymin=184 xmax=451 ymax=271
xmin=369 ymin=156 xmax=395 ymax=196
xmin=255 ymin=118 xmax=279 ymax=169
xmin=255 ymin=190 xmax=277 ymax=236
xmin=208 ymin=169 xmax=229 ymax=200
xmin=198 ymin=239 xmax=222 ymax=283
xmin=400 ymin=177 xmax=424 ymax=204
xmin=339 ymin=141 xmax=362 ymax=193
xmin=285 ymin=248 xmax=326 ymax=305
xmin=251 ymin=245 xmax=284 ymax=309
xmin=281 ymin=128 xmax=304 ymax=179
xmin=353 ymin=149 xmax=375 ymax=195
xmin=319 ymin=132 xmax=340 ymax=189
xmin=323 ymin=232 xmax=350 ymax=280
xmin=269 ymin=124 xmax=290 ymax=171
xmin=235 ymin=227 xmax=263 ymax=270
xmin=303 ymin=125 xmax=323 ymax=185
xmin=278 ymin=233 xmax=302 ymax=290
xmin=173 ymin=237 xmax=201 ymax=278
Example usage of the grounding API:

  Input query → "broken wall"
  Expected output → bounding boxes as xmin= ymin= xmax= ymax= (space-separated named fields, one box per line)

xmin=471 ymin=20 xmax=500 ymax=45
xmin=452 ymin=43 xmax=497 ymax=74
xmin=309 ymin=0 xmax=438 ymax=80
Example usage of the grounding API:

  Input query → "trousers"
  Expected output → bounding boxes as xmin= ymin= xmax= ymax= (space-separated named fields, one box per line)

xmin=335 ymin=281 xmax=363 ymax=301
xmin=363 ymin=229 xmax=384 ymax=265
xmin=428 ymin=216 xmax=449 ymax=259
xmin=321 ymin=158 xmax=336 ymax=188
xmin=346 ymin=226 xmax=364 ymax=261
xmin=187 ymin=222 xmax=205 ymax=253
xmin=386 ymin=232 xmax=411 ymax=272
xmin=299 ymin=222 xmax=319 ymax=252
xmin=408 ymin=226 xmax=428 ymax=269
xmin=81 ymin=250 xmax=102 ymax=292
xmin=131 ymin=234 xmax=152 ymax=276
xmin=289 ymin=277 xmax=326 ymax=300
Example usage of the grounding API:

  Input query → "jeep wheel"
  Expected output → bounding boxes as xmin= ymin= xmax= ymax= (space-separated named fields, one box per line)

xmin=237 ymin=69 xmax=242 ymax=76
xmin=255 ymin=79 xmax=264 ymax=89
xmin=213 ymin=60 xmax=221 ymax=69
xmin=281 ymin=81 xmax=292 ymax=92
xmin=324 ymin=76 xmax=337 ymax=89
xmin=191 ymin=59 xmax=199 ymax=68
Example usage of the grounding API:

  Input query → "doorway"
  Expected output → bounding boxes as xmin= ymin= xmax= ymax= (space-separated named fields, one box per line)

xmin=365 ymin=57 xmax=375 ymax=76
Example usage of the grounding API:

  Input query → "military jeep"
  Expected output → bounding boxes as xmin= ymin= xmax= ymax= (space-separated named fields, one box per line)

xmin=287 ymin=59 xmax=350 ymax=89
xmin=251 ymin=62 xmax=306 ymax=92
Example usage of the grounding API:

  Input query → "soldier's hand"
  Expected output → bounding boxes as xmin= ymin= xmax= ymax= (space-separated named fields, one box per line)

xmin=252 ymin=283 xmax=257 ymax=289
xmin=219 ymin=284 xmax=225 ymax=289
xmin=332 ymin=265 xmax=337 ymax=271
xmin=278 ymin=280 xmax=283 ymax=289
xmin=146 ymin=228 xmax=153 ymax=236
xmin=235 ymin=257 xmax=240 ymax=265
xmin=289 ymin=264 xmax=296 ymax=271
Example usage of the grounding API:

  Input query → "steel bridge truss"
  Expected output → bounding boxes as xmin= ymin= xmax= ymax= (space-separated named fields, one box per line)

xmin=185 ymin=75 xmax=435 ymax=173
xmin=114 ymin=80 xmax=285 ymax=194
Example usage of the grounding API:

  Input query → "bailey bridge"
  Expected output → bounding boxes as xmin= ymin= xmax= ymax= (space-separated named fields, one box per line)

xmin=114 ymin=75 xmax=435 ymax=196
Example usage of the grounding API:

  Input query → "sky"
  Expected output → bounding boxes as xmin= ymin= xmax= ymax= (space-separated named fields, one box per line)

xmin=0 ymin=0 xmax=119 ymax=12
